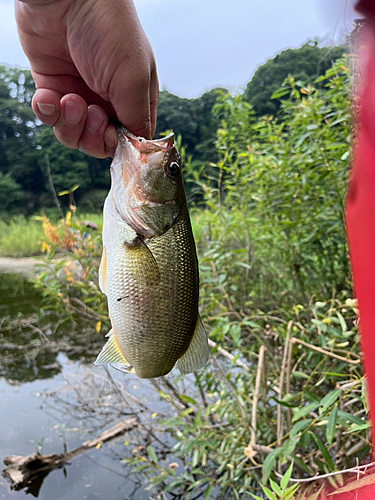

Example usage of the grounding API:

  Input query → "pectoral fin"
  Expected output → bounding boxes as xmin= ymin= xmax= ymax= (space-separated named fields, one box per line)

xmin=177 ymin=315 xmax=209 ymax=374
xmin=99 ymin=246 xmax=107 ymax=295
xmin=125 ymin=237 xmax=160 ymax=281
xmin=94 ymin=329 xmax=131 ymax=367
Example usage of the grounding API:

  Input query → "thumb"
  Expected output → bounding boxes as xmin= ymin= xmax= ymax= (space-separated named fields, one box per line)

xmin=109 ymin=59 xmax=158 ymax=140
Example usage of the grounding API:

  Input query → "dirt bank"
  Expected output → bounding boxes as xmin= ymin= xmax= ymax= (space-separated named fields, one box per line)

xmin=0 ymin=257 xmax=44 ymax=277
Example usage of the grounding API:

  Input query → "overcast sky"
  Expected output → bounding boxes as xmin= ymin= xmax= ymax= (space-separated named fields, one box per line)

xmin=0 ymin=0 xmax=358 ymax=98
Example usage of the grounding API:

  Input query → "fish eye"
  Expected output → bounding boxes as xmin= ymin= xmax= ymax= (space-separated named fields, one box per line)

xmin=166 ymin=161 xmax=179 ymax=178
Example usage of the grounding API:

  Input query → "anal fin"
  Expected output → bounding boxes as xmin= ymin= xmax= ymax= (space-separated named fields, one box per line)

xmin=94 ymin=329 xmax=131 ymax=367
xmin=177 ymin=315 xmax=209 ymax=374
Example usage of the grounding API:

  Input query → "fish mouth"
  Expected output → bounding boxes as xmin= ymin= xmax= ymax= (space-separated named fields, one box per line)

xmin=115 ymin=127 xmax=174 ymax=190
xmin=119 ymin=127 xmax=174 ymax=154
xmin=110 ymin=127 xmax=178 ymax=237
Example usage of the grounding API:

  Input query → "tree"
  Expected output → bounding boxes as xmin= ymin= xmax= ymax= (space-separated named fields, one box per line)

xmin=0 ymin=66 xmax=44 ymax=212
xmin=243 ymin=41 xmax=348 ymax=116
xmin=155 ymin=90 xmax=199 ymax=154
xmin=155 ymin=88 xmax=226 ymax=165
xmin=0 ymin=172 xmax=23 ymax=210
xmin=194 ymin=88 xmax=226 ymax=162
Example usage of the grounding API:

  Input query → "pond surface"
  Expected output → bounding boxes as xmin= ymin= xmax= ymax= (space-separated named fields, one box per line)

xmin=0 ymin=272 xmax=171 ymax=500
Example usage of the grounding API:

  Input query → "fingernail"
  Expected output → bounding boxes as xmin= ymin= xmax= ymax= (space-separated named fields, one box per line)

xmin=86 ymin=107 xmax=105 ymax=132
xmin=104 ymin=127 xmax=117 ymax=154
xmin=36 ymin=102 xmax=56 ymax=116
xmin=64 ymin=101 xmax=85 ymax=125
xmin=105 ymin=128 xmax=117 ymax=148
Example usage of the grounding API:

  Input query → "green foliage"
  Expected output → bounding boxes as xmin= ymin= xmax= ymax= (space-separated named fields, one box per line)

xmin=122 ymin=297 xmax=363 ymax=498
xmin=31 ymin=212 xmax=107 ymax=323
xmin=0 ymin=216 xmax=44 ymax=257
xmin=244 ymin=41 xmax=348 ymax=116
xmin=250 ymin=463 xmax=300 ymax=500
xmin=155 ymin=88 xmax=225 ymax=163
xmin=76 ymin=189 xmax=108 ymax=213
xmin=0 ymin=65 xmax=42 ymax=212
xmin=0 ymin=172 xmax=23 ymax=210
xmin=195 ymin=56 xmax=351 ymax=310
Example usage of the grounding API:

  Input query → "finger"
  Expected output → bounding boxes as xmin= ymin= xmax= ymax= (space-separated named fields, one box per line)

xmin=79 ymin=105 xmax=115 ymax=158
xmin=54 ymin=94 xmax=87 ymax=149
xmin=32 ymin=89 xmax=62 ymax=126
xmin=110 ymin=63 xmax=152 ymax=139
xmin=150 ymin=68 xmax=159 ymax=139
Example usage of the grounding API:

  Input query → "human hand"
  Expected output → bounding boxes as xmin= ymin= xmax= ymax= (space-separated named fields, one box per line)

xmin=15 ymin=0 xmax=158 ymax=158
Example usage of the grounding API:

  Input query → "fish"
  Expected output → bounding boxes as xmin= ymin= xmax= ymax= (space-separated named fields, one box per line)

xmin=94 ymin=127 xmax=209 ymax=379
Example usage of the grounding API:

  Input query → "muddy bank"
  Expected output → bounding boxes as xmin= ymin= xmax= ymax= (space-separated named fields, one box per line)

xmin=0 ymin=257 xmax=43 ymax=277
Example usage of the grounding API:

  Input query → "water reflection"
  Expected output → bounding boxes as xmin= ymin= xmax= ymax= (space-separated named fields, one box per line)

xmin=0 ymin=272 xmax=106 ymax=384
xmin=0 ymin=271 xmax=41 ymax=317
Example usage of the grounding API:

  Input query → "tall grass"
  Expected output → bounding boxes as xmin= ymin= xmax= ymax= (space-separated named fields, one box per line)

xmin=0 ymin=216 xmax=44 ymax=257
xmin=0 ymin=213 xmax=103 ymax=258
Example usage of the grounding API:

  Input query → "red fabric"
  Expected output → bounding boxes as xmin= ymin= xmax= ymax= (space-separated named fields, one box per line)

xmin=325 ymin=1 xmax=375 ymax=497
xmin=346 ymin=5 xmax=375 ymax=441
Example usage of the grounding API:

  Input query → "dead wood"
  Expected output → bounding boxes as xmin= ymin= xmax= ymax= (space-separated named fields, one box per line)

xmin=3 ymin=417 xmax=138 ymax=497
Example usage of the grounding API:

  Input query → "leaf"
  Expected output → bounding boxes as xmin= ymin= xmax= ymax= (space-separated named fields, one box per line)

xmin=319 ymin=389 xmax=341 ymax=414
xmin=180 ymin=407 xmax=195 ymax=417
xmin=328 ymin=474 xmax=375 ymax=496
xmin=326 ymin=405 xmax=338 ymax=444
xmin=147 ymin=445 xmax=158 ymax=465
xmin=290 ymin=454 xmax=311 ymax=474
xmin=280 ymin=461 xmax=294 ymax=490
xmin=260 ymin=484 xmax=277 ymax=500
xmin=307 ymin=484 xmax=324 ymax=500
xmin=344 ymin=422 xmax=370 ymax=434
xmin=336 ymin=311 xmax=347 ymax=333
xmin=281 ymin=437 xmax=298 ymax=464
xmin=262 ymin=448 xmax=281 ymax=484
xmin=283 ymin=483 xmax=300 ymax=500
xmin=292 ymin=403 xmax=319 ymax=423
xmin=179 ymin=395 xmax=197 ymax=405
xmin=204 ymin=484 xmax=214 ymax=499
xmin=337 ymin=410 xmax=364 ymax=426
xmin=291 ymin=371 xmax=309 ymax=380
xmin=313 ymin=434 xmax=334 ymax=471
xmin=290 ymin=419 xmax=312 ymax=437
xmin=269 ymin=478 xmax=281 ymax=496
xmin=272 ymin=397 xmax=298 ymax=408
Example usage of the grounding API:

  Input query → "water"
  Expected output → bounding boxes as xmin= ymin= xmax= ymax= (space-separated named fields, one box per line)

xmin=0 ymin=272 xmax=171 ymax=499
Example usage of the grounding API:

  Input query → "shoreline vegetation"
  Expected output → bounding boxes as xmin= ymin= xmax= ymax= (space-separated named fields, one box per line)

xmin=0 ymin=213 xmax=102 ymax=258
xmin=1 ymin=47 xmax=370 ymax=498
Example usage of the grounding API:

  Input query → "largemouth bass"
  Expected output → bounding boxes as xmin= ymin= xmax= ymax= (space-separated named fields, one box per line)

xmin=95 ymin=127 xmax=209 ymax=379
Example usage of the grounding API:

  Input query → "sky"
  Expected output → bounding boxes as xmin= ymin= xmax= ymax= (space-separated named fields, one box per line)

xmin=0 ymin=0 xmax=359 ymax=98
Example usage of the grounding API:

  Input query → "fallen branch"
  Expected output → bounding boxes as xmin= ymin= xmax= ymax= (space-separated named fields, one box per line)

xmin=251 ymin=345 xmax=266 ymax=445
xmin=208 ymin=339 xmax=250 ymax=372
xmin=277 ymin=321 xmax=292 ymax=451
xmin=274 ymin=461 xmax=375 ymax=484
xmin=3 ymin=417 xmax=138 ymax=496
xmin=290 ymin=338 xmax=361 ymax=365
